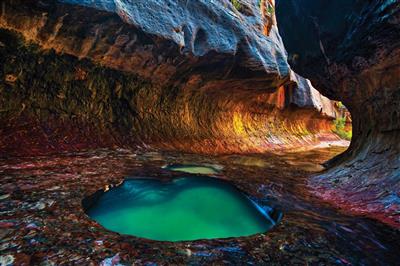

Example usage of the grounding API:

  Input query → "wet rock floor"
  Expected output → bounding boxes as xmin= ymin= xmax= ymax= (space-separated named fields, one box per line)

xmin=1 ymin=147 xmax=399 ymax=265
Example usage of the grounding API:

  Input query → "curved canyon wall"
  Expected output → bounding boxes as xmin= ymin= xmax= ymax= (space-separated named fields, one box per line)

xmin=276 ymin=0 xmax=400 ymax=227
xmin=0 ymin=0 xmax=345 ymax=156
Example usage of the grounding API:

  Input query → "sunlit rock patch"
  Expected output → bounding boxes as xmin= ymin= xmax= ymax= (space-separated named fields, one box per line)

xmin=0 ymin=28 xmax=349 ymax=156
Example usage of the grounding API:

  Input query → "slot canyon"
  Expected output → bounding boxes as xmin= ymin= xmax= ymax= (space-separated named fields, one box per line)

xmin=0 ymin=0 xmax=398 ymax=265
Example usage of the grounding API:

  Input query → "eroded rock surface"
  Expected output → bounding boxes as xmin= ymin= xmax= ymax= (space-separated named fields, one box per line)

xmin=1 ymin=148 xmax=400 ymax=265
xmin=277 ymin=0 xmax=400 ymax=227
xmin=0 ymin=0 xmax=289 ymax=90
xmin=0 ymin=0 xmax=345 ymax=156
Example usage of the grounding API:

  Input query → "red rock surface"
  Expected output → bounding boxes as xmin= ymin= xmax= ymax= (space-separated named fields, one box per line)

xmin=276 ymin=0 xmax=400 ymax=227
xmin=1 ymin=148 xmax=399 ymax=265
xmin=0 ymin=0 xmax=348 ymax=156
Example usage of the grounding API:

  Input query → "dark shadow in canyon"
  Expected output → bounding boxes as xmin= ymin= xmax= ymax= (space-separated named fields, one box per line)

xmin=276 ymin=0 xmax=400 ymax=227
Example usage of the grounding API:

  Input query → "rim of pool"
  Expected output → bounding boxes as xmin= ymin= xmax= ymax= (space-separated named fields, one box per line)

xmin=83 ymin=176 xmax=282 ymax=242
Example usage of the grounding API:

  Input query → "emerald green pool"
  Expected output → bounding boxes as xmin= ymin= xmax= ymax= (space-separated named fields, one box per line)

xmin=86 ymin=177 xmax=277 ymax=241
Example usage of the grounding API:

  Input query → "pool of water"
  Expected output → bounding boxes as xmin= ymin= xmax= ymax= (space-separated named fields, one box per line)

xmin=1 ymin=147 xmax=400 ymax=264
xmin=162 ymin=164 xmax=222 ymax=175
xmin=85 ymin=177 xmax=278 ymax=241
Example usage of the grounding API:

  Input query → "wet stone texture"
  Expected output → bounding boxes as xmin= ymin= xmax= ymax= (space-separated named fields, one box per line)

xmin=1 ymin=147 xmax=399 ymax=265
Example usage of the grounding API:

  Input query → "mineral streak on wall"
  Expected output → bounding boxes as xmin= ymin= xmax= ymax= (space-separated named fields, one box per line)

xmin=0 ymin=0 xmax=347 ymax=157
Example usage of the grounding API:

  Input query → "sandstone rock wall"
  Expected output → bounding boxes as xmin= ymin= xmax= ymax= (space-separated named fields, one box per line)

xmin=276 ymin=0 xmax=400 ymax=227
xmin=0 ymin=0 xmax=289 ymax=90
xmin=0 ymin=0 xmax=346 ymax=156
xmin=0 ymin=29 xmax=340 ymax=156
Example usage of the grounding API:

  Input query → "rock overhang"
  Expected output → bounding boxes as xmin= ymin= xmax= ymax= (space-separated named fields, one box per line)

xmin=0 ymin=0 xmax=348 ymax=156
xmin=59 ymin=0 xmax=291 ymax=87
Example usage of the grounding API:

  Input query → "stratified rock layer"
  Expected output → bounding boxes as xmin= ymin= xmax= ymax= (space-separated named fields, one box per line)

xmin=0 ymin=0 xmax=344 ymax=156
xmin=276 ymin=0 xmax=400 ymax=227
xmin=0 ymin=0 xmax=289 ymax=90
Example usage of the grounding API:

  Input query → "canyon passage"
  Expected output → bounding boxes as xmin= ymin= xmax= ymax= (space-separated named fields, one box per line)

xmin=0 ymin=0 xmax=399 ymax=265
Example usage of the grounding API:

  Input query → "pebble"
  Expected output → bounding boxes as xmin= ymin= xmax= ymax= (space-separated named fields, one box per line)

xmin=94 ymin=240 xmax=104 ymax=246
xmin=32 ymin=201 xmax=46 ymax=210
xmin=0 ymin=194 xmax=10 ymax=201
xmin=0 ymin=255 xmax=14 ymax=266
xmin=100 ymin=253 xmax=123 ymax=266
xmin=26 ymin=223 xmax=40 ymax=230
xmin=0 ymin=222 xmax=14 ymax=228
xmin=177 ymin=248 xmax=192 ymax=257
